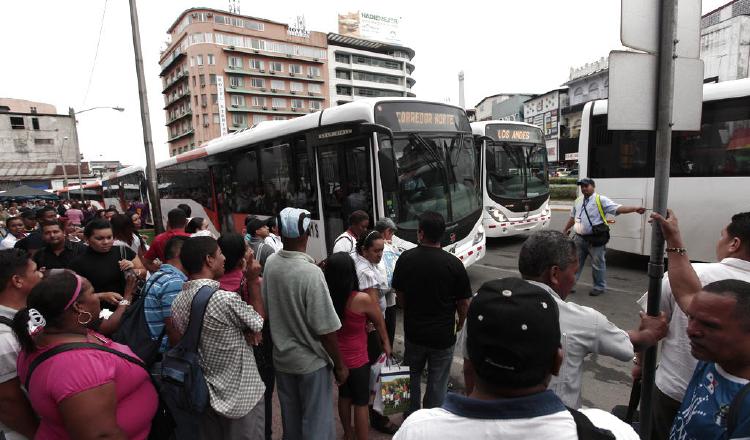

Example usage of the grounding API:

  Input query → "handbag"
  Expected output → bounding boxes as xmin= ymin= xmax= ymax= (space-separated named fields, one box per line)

xmin=119 ymin=245 xmax=147 ymax=298
xmin=373 ymin=357 xmax=411 ymax=416
xmin=582 ymin=195 xmax=610 ymax=247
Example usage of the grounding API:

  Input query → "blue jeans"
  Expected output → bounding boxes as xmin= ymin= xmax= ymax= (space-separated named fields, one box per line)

xmin=404 ymin=339 xmax=454 ymax=414
xmin=574 ymin=234 xmax=607 ymax=291
xmin=276 ymin=366 xmax=335 ymax=440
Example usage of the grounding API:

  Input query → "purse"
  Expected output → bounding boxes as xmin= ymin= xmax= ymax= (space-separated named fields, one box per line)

xmin=119 ymin=245 xmax=146 ymax=298
xmin=582 ymin=196 xmax=610 ymax=247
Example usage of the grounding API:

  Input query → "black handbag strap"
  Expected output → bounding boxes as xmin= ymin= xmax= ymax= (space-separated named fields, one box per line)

xmin=567 ymin=407 xmax=616 ymax=440
xmin=0 ymin=316 xmax=12 ymax=328
xmin=177 ymin=285 xmax=217 ymax=353
xmin=727 ymin=381 xmax=750 ymax=436
xmin=25 ymin=342 xmax=147 ymax=391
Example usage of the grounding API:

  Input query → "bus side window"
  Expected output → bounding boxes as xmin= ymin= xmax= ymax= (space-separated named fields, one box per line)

xmin=292 ymin=137 xmax=319 ymax=219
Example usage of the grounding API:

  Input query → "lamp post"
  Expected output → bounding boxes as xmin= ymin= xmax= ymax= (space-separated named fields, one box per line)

xmin=69 ymin=106 xmax=124 ymax=201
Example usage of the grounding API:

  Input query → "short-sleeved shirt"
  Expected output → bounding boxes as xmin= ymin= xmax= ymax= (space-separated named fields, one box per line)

xmin=355 ymin=254 xmax=387 ymax=313
xmin=0 ymin=305 xmax=24 ymax=440
xmin=262 ymin=250 xmax=342 ymax=375
xmin=143 ymin=264 xmax=187 ymax=352
xmin=14 ymin=230 xmax=43 ymax=252
xmin=33 ymin=240 xmax=87 ymax=271
xmin=143 ymin=229 xmax=189 ymax=262
xmin=391 ymin=246 xmax=472 ymax=350
xmin=0 ymin=234 xmax=23 ymax=250
xmin=16 ymin=331 xmax=158 ymax=440
xmin=570 ymin=193 xmax=621 ymax=236
xmin=332 ymin=230 xmax=358 ymax=258
xmin=65 ymin=209 xmax=84 ymax=225
xmin=70 ymin=245 xmax=136 ymax=294
xmin=249 ymin=237 xmax=275 ymax=272
xmin=670 ymin=362 xmax=750 ymax=440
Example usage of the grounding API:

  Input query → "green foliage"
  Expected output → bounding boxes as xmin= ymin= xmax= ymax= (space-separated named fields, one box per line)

xmin=549 ymin=185 xmax=577 ymax=200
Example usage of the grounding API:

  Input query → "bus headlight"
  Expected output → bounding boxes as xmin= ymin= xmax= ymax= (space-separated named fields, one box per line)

xmin=473 ymin=228 xmax=484 ymax=245
xmin=485 ymin=207 xmax=506 ymax=223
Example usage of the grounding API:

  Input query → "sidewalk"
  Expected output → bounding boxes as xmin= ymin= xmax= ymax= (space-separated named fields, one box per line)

xmin=550 ymin=199 xmax=573 ymax=212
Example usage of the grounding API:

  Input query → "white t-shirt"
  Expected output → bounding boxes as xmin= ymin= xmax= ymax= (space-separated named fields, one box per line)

xmin=0 ymin=234 xmax=21 ymax=250
xmin=113 ymin=233 xmax=141 ymax=256
xmin=264 ymin=234 xmax=283 ymax=253
xmin=355 ymin=254 xmax=387 ymax=313
xmin=0 ymin=305 xmax=28 ymax=440
xmin=637 ymin=257 xmax=750 ymax=402
xmin=332 ymin=231 xmax=357 ymax=259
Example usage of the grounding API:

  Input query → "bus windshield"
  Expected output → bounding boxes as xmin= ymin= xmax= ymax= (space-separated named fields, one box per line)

xmin=486 ymin=142 xmax=549 ymax=202
xmin=381 ymin=133 xmax=481 ymax=229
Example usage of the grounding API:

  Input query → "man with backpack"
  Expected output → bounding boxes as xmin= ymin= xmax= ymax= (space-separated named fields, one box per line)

xmin=395 ymin=277 xmax=638 ymax=440
xmin=562 ymin=178 xmax=646 ymax=296
xmin=170 ymin=236 xmax=265 ymax=439
xmin=245 ymin=217 xmax=275 ymax=271
xmin=332 ymin=210 xmax=369 ymax=259
xmin=0 ymin=249 xmax=42 ymax=439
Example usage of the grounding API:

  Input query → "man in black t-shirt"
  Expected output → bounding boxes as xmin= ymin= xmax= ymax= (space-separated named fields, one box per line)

xmin=15 ymin=207 xmax=57 ymax=258
xmin=33 ymin=221 xmax=87 ymax=271
xmin=392 ymin=211 xmax=472 ymax=416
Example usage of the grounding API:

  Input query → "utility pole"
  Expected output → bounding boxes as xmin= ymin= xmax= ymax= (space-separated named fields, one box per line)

xmin=68 ymin=107 xmax=85 ymax=201
xmin=128 ymin=0 xmax=163 ymax=233
xmin=59 ymin=136 xmax=70 ymax=197
xmin=640 ymin=0 xmax=677 ymax=437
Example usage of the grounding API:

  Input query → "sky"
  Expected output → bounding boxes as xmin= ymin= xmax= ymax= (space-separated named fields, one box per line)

xmin=0 ymin=0 xmax=729 ymax=167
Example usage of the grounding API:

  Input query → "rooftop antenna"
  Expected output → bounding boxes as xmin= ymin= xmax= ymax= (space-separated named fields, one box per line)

xmin=229 ymin=0 xmax=240 ymax=14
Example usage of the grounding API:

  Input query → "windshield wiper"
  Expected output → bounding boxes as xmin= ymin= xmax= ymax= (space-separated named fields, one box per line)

xmin=409 ymin=133 xmax=453 ymax=221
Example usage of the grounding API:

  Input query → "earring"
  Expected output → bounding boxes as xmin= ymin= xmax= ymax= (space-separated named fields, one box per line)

xmin=77 ymin=311 xmax=93 ymax=326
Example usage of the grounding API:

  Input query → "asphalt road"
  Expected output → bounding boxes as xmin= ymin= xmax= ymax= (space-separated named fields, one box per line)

xmin=269 ymin=210 xmax=651 ymax=438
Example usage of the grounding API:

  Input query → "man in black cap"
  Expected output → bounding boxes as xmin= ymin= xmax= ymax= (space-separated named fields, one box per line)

xmin=14 ymin=207 xmax=56 ymax=258
xmin=395 ymin=277 xmax=638 ymax=439
xmin=563 ymin=177 xmax=646 ymax=296
xmin=245 ymin=216 xmax=275 ymax=271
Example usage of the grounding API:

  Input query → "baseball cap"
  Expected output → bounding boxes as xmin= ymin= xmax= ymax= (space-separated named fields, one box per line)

xmin=278 ymin=207 xmax=311 ymax=239
xmin=576 ymin=177 xmax=595 ymax=186
xmin=246 ymin=217 xmax=267 ymax=237
xmin=467 ymin=277 xmax=561 ymax=388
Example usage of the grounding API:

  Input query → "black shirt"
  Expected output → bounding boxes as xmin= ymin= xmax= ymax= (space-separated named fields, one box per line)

xmin=14 ymin=229 xmax=44 ymax=252
xmin=392 ymin=245 xmax=472 ymax=349
xmin=69 ymin=245 xmax=136 ymax=294
xmin=33 ymin=240 xmax=87 ymax=271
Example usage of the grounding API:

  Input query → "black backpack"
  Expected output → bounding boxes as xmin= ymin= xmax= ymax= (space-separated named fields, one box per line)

xmin=111 ymin=272 xmax=168 ymax=367
xmin=159 ymin=284 xmax=216 ymax=440
xmin=568 ymin=407 xmax=616 ymax=440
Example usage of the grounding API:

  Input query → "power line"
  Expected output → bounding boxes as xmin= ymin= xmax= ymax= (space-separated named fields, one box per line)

xmin=82 ymin=0 xmax=109 ymax=107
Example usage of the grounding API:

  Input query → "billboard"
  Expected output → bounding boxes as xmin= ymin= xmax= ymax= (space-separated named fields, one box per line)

xmin=338 ymin=11 xmax=401 ymax=44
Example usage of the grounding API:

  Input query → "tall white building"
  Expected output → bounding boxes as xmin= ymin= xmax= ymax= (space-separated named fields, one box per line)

xmin=701 ymin=0 xmax=750 ymax=81
xmin=327 ymin=33 xmax=415 ymax=106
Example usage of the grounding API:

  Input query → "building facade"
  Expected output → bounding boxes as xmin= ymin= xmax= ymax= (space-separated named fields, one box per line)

xmin=491 ymin=94 xmax=535 ymax=121
xmin=327 ymin=33 xmax=415 ymax=106
xmin=159 ymin=8 xmax=329 ymax=157
xmin=0 ymin=98 xmax=83 ymax=189
xmin=701 ymin=0 xmax=750 ymax=81
xmin=523 ymin=89 xmax=568 ymax=163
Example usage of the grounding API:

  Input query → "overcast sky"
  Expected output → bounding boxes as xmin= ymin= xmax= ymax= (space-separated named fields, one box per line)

xmin=0 ymin=0 xmax=728 ymax=167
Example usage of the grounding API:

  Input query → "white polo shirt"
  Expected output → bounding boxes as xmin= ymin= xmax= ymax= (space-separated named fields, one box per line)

xmin=456 ymin=280 xmax=634 ymax=408
xmin=637 ymin=257 xmax=750 ymax=402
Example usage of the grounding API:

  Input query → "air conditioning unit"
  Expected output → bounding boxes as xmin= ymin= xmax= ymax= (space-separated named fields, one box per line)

xmin=228 ymin=65 xmax=234 ymax=69
xmin=308 ymin=92 xmax=314 ymax=96
xmin=270 ymin=71 xmax=276 ymax=75
xmin=289 ymin=72 xmax=295 ymax=77
xmin=201 ymin=103 xmax=207 ymax=108
xmin=231 ymin=104 xmax=238 ymax=107
xmin=313 ymin=58 xmax=319 ymax=62
xmin=230 ymin=84 xmax=236 ymax=88
xmin=291 ymin=108 xmax=297 ymax=112
xmin=286 ymin=54 xmax=293 ymax=58
xmin=233 ymin=123 xmax=240 ymax=126
xmin=192 ymin=13 xmax=198 ymax=18
xmin=271 ymin=88 xmax=277 ymax=92
xmin=203 ymin=123 xmax=209 ymax=127
xmin=272 ymin=106 xmax=278 ymax=110
xmin=207 ymin=12 xmax=213 ymax=17
xmin=259 ymin=69 xmax=265 ymax=73
xmin=200 ymin=84 xmax=205 ymax=88
xmin=307 ymin=74 xmax=313 ymax=78
xmin=229 ymin=45 xmax=235 ymax=50
xmin=262 ymin=106 xmax=268 ymax=110
xmin=290 ymin=91 xmax=296 ymax=95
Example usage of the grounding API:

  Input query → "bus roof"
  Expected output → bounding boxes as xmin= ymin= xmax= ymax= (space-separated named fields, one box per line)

xmin=470 ymin=120 xmax=542 ymax=136
xmin=591 ymin=77 xmax=750 ymax=116
xmin=158 ymin=98 xmax=469 ymax=169
xmin=103 ymin=165 xmax=145 ymax=181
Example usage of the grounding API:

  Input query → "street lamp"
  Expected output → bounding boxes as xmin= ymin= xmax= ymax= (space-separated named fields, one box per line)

xmin=69 ymin=106 xmax=125 ymax=200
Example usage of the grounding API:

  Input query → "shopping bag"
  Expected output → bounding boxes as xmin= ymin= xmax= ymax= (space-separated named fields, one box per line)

xmin=373 ymin=362 xmax=411 ymax=416
xmin=370 ymin=352 xmax=387 ymax=394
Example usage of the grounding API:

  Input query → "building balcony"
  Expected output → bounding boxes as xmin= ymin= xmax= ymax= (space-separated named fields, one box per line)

xmin=223 ymin=67 xmax=325 ymax=83
xmin=159 ymin=52 xmax=186 ymax=77
xmin=163 ymin=91 xmax=192 ymax=109
xmin=165 ymin=110 xmax=193 ymax=126
xmin=226 ymin=106 xmax=318 ymax=116
xmin=168 ymin=129 xmax=194 ymax=142
xmin=222 ymin=46 xmax=325 ymax=64
xmin=162 ymin=71 xmax=190 ymax=94
xmin=225 ymin=86 xmax=326 ymax=100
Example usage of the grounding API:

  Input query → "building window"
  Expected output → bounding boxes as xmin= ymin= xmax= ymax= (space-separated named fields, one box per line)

xmin=199 ymin=74 xmax=206 ymax=86
xmin=192 ymin=76 xmax=197 ymax=87
xmin=574 ymin=87 xmax=583 ymax=96
xmin=291 ymin=98 xmax=304 ymax=109
xmin=335 ymin=53 xmax=350 ymax=63
xmin=290 ymin=82 xmax=304 ymax=92
xmin=252 ymin=96 xmax=267 ymax=107
xmin=272 ymin=116 xmax=286 ymax=121
xmin=190 ymin=56 xmax=194 ymax=67
xmin=213 ymin=113 xmax=220 ymax=123
xmin=353 ymin=71 xmax=402 ymax=85
xmin=271 ymin=80 xmax=285 ymax=90
xmin=336 ymin=85 xmax=352 ymax=96
xmin=30 ymin=106 xmax=37 ymax=113
xmin=196 ymin=55 xmax=204 ymax=66
xmin=270 ymin=61 xmax=283 ymax=72
xmin=228 ymin=56 xmax=243 ymax=68
xmin=207 ymin=54 xmax=215 ymax=65
xmin=272 ymin=98 xmax=286 ymax=108
xmin=589 ymin=83 xmax=599 ymax=93
xmin=31 ymin=118 xmax=40 ymax=130
xmin=34 ymin=138 xmax=53 ymax=145
xmin=232 ymin=113 xmax=245 ymax=126
xmin=10 ymin=116 xmax=24 ymax=129
xmin=209 ymin=74 xmax=217 ymax=84
xmin=353 ymin=55 xmax=401 ymax=70
xmin=250 ymin=59 xmax=264 ymax=70
xmin=308 ymin=66 xmax=321 ymax=77
xmin=250 ymin=78 xmax=265 ymax=88
xmin=194 ymin=95 xmax=199 ymax=106
xmin=201 ymin=94 xmax=208 ymax=107
xmin=211 ymin=93 xmax=218 ymax=104
xmin=252 ymin=114 xmax=267 ymax=124
xmin=309 ymin=101 xmax=321 ymax=111
xmin=336 ymin=70 xmax=351 ymax=80
xmin=289 ymin=64 xmax=302 ymax=75
xmin=308 ymin=83 xmax=321 ymax=94
xmin=229 ymin=76 xmax=243 ymax=87
xmin=230 ymin=95 xmax=245 ymax=107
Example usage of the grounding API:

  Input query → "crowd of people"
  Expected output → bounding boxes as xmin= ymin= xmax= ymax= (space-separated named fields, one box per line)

xmin=0 ymin=193 xmax=748 ymax=440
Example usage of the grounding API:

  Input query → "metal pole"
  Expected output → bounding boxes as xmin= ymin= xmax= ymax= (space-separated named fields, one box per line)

xmin=59 ymin=138 xmax=69 ymax=197
xmin=68 ymin=108 xmax=85 ymax=201
xmin=128 ymin=0 xmax=163 ymax=233
xmin=640 ymin=0 xmax=677 ymax=438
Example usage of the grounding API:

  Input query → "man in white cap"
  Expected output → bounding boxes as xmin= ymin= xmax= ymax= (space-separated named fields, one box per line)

xmin=261 ymin=207 xmax=348 ymax=440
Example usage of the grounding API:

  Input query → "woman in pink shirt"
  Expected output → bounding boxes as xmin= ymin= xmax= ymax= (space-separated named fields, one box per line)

xmin=324 ymin=252 xmax=391 ymax=440
xmin=64 ymin=202 xmax=84 ymax=226
xmin=11 ymin=271 xmax=158 ymax=440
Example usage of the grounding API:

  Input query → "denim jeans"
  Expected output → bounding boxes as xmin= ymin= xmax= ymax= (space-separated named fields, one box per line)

xmin=404 ymin=339 xmax=454 ymax=414
xmin=276 ymin=366 xmax=335 ymax=440
xmin=574 ymin=234 xmax=607 ymax=291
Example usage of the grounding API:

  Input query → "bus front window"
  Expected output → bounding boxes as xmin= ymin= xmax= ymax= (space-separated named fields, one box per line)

xmin=526 ymin=145 xmax=549 ymax=197
xmin=486 ymin=143 xmax=526 ymax=200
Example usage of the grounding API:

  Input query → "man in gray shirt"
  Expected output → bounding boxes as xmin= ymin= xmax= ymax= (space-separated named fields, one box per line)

xmin=262 ymin=207 xmax=347 ymax=440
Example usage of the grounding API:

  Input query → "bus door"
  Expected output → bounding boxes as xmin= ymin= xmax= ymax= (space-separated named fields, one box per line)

xmin=315 ymin=136 xmax=374 ymax=254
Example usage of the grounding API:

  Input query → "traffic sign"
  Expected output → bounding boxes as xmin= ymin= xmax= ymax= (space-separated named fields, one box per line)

xmin=621 ymin=0 xmax=701 ymax=58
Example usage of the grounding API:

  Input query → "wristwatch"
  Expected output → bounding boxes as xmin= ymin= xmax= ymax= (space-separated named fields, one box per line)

xmin=118 ymin=299 xmax=131 ymax=307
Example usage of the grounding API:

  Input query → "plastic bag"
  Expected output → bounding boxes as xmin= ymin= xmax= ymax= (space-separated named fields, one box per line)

xmin=370 ymin=352 xmax=388 ymax=394
xmin=373 ymin=360 xmax=411 ymax=416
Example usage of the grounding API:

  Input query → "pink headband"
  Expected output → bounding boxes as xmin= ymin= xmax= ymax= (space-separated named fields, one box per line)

xmin=63 ymin=275 xmax=83 ymax=310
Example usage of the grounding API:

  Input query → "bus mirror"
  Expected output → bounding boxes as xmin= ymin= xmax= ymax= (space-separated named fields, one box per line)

xmin=360 ymin=123 xmax=393 ymax=139
xmin=476 ymin=135 xmax=493 ymax=144
xmin=378 ymin=149 xmax=398 ymax=193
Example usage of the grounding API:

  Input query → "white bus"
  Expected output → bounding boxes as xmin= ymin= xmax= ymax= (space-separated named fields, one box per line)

xmin=101 ymin=166 xmax=153 ymax=227
xmin=578 ymin=78 xmax=750 ymax=262
xmin=471 ymin=121 xmax=551 ymax=237
xmin=156 ymin=98 xmax=486 ymax=265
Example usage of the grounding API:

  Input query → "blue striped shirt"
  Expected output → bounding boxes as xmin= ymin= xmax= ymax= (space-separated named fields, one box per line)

xmin=143 ymin=264 xmax=187 ymax=352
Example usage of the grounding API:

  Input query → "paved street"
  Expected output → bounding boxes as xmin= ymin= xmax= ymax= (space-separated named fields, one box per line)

xmin=268 ymin=209 xmax=652 ymax=438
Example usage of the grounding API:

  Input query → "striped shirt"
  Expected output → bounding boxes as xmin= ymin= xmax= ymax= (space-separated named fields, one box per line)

xmin=143 ymin=264 xmax=187 ymax=352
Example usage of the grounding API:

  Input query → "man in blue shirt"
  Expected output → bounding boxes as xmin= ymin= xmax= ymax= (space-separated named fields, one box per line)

xmin=563 ymin=178 xmax=646 ymax=296
xmin=144 ymin=235 xmax=188 ymax=352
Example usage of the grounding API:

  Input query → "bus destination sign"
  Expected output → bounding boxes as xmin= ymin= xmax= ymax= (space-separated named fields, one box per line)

xmin=486 ymin=124 xmax=544 ymax=144
xmin=375 ymin=102 xmax=471 ymax=132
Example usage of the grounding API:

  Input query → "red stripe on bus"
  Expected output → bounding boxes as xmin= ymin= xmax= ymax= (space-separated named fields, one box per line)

xmin=176 ymin=148 xmax=208 ymax=163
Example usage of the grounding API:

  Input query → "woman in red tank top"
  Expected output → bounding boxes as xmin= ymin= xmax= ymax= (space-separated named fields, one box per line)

xmin=324 ymin=252 xmax=391 ymax=440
